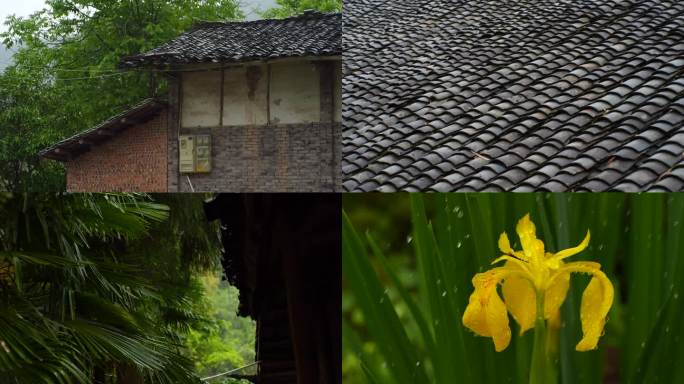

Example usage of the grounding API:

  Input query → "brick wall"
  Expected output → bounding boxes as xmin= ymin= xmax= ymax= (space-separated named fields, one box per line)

xmin=167 ymin=61 xmax=342 ymax=192
xmin=176 ymin=123 xmax=341 ymax=192
xmin=66 ymin=111 xmax=168 ymax=192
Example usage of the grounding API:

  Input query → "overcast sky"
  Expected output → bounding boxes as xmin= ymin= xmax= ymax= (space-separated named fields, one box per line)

xmin=0 ymin=0 xmax=276 ymax=32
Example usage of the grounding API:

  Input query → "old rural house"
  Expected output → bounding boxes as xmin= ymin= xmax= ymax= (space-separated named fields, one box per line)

xmin=40 ymin=11 xmax=342 ymax=192
xmin=343 ymin=0 xmax=684 ymax=191
xmin=204 ymin=194 xmax=341 ymax=384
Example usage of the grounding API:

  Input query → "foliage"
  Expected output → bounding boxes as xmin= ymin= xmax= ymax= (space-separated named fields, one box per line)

xmin=343 ymin=193 xmax=684 ymax=384
xmin=0 ymin=0 xmax=242 ymax=191
xmin=184 ymin=273 xmax=255 ymax=381
xmin=0 ymin=192 xmax=227 ymax=383
xmin=260 ymin=0 xmax=342 ymax=18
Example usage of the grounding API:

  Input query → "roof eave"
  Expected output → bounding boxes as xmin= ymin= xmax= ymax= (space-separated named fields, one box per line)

xmin=40 ymin=99 xmax=166 ymax=162
xmin=119 ymin=52 xmax=342 ymax=70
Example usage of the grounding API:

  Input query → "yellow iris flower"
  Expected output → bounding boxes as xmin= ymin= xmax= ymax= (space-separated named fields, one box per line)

xmin=462 ymin=214 xmax=613 ymax=352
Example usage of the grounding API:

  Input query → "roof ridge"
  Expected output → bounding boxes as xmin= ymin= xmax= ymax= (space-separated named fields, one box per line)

xmin=189 ymin=11 xmax=340 ymax=30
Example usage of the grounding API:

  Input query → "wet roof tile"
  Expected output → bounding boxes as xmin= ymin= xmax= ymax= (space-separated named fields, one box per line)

xmin=343 ymin=0 xmax=684 ymax=191
xmin=122 ymin=12 xmax=340 ymax=67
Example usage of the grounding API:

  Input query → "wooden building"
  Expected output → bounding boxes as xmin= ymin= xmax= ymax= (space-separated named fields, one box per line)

xmin=204 ymin=194 xmax=341 ymax=384
xmin=40 ymin=11 xmax=341 ymax=192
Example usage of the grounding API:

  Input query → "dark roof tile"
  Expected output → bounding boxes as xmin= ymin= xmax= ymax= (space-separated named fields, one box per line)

xmin=122 ymin=11 xmax=340 ymax=67
xmin=343 ymin=0 xmax=684 ymax=191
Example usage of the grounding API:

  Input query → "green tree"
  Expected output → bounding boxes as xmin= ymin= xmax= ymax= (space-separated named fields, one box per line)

xmin=0 ymin=193 xmax=225 ymax=383
xmin=0 ymin=0 xmax=242 ymax=191
xmin=260 ymin=0 xmax=342 ymax=18
xmin=184 ymin=273 xmax=255 ymax=381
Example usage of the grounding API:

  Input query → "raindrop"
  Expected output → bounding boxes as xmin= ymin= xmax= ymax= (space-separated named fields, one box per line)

xmin=457 ymin=210 xmax=464 ymax=219
xmin=452 ymin=206 xmax=460 ymax=213
xmin=465 ymin=234 xmax=471 ymax=239
xmin=598 ymin=244 xmax=604 ymax=251
xmin=674 ymin=292 xmax=679 ymax=300
xmin=666 ymin=326 xmax=670 ymax=333
xmin=434 ymin=319 xmax=440 ymax=326
xmin=442 ymin=291 xmax=447 ymax=297
xmin=437 ymin=279 xmax=442 ymax=285
xmin=641 ymin=341 xmax=645 ymax=349
xmin=447 ymin=225 xmax=452 ymax=232
xmin=457 ymin=241 xmax=463 ymax=248
xmin=416 ymin=361 xmax=421 ymax=367
xmin=406 ymin=235 xmax=413 ymax=244
xmin=380 ymin=297 xmax=385 ymax=304
xmin=453 ymin=286 xmax=459 ymax=293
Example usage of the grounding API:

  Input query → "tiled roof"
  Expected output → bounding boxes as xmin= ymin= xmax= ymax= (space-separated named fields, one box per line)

xmin=342 ymin=0 xmax=684 ymax=192
xmin=40 ymin=99 xmax=166 ymax=161
xmin=121 ymin=11 xmax=341 ymax=67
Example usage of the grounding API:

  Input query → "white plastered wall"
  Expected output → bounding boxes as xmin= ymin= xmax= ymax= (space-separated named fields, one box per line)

xmin=180 ymin=60 xmax=333 ymax=127
xmin=222 ymin=65 xmax=269 ymax=126
xmin=181 ymin=70 xmax=222 ymax=127
xmin=334 ymin=61 xmax=342 ymax=123
xmin=269 ymin=62 xmax=321 ymax=124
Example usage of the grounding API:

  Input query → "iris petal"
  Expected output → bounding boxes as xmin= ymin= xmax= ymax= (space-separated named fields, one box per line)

xmin=462 ymin=268 xmax=513 ymax=351
xmin=498 ymin=232 xmax=513 ymax=254
xmin=549 ymin=230 xmax=591 ymax=264
xmin=544 ymin=270 xmax=570 ymax=320
xmin=576 ymin=272 xmax=613 ymax=351
xmin=486 ymin=287 xmax=511 ymax=352
xmin=516 ymin=214 xmax=538 ymax=257
xmin=556 ymin=262 xmax=614 ymax=351
xmin=463 ymin=290 xmax=492 ymax=337
xmin=502 ymin=266 xmax=536 ymax=334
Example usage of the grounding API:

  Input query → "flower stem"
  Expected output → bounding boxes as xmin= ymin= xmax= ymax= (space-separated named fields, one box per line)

xmin=529 ymin=291 xmax=557 ymax=384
